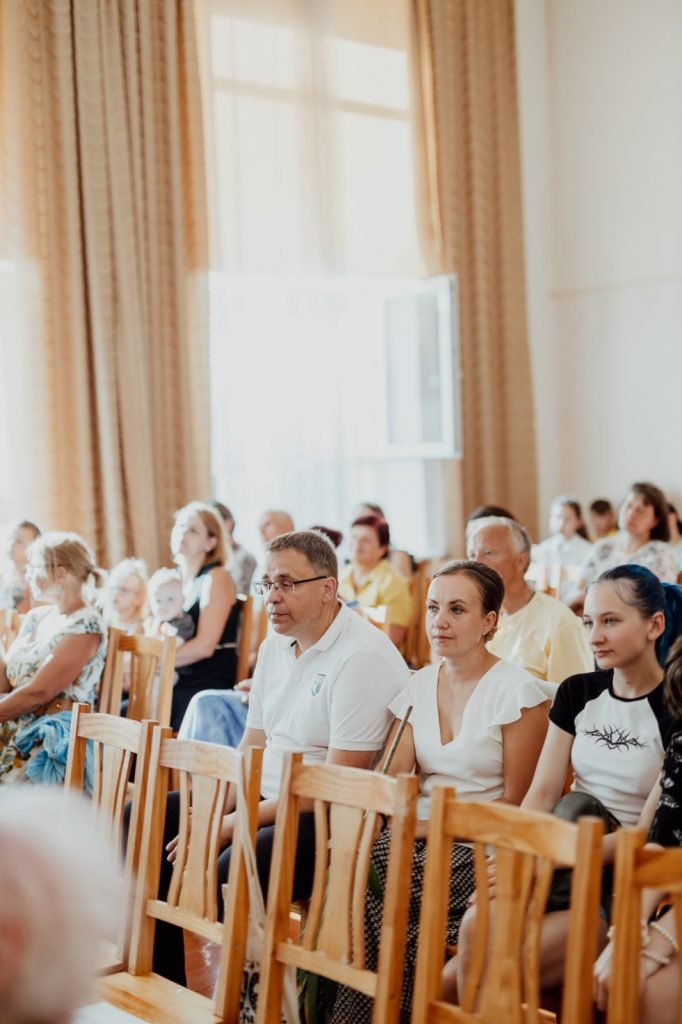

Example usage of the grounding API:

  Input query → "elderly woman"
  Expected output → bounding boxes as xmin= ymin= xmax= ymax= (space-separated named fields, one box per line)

xmin=0 ymin=531 xmax=107 ymax=783
xmin=338 ymin=514 xmax=413 ymax=649
xmin=328 ymin=559 xmax=551 ymax=1024
xmin=168 ymin=501 xmax=239 ymax=731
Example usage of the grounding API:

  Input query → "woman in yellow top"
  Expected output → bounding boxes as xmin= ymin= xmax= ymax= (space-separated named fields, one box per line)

xmin=338 ymin=514 xmax=412 ymax=649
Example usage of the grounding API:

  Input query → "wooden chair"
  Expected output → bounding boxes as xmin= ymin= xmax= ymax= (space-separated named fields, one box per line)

xmin=606 ymin=827 xmax=682 ymax=1024
xmin=255 ymin=751 xmax=419 ymax=1024
xmin=411 ymin=789 xmax=604 ymax=1024
xmin=97 ymin=627 xmax=176 ymax=725
xmin=99 ymin=733 xmax=263 ymax=1023
xmin=0 ymin=608 xmax=22 ymax=649
xmin=236 ymin=593 xmax=254 ymax=682
xmin=64 ymin=703 xmax=156 ymax=973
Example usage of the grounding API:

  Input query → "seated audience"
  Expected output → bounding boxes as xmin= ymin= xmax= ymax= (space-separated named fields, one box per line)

xmin=0 ymin=786 xmax=121 ymax=1023
xmin=570 ymin=483 xmax=678 ymax=608
xmin=104 ymin=557 xmax=147 ymax=634
xmin=353 ymin=501 xmax=415 ymax=578
xmin=338 ymin=514 xmax=413 ymax=649
xmin=532 ymin=495 xmax=593 ymax=600
xmin=0 ymin=531 xmax=106 ymax=783
xmin=168 ymin=502 xmax=239 ymax=731
xmin=589 ymin=497 xmax=617 ymax=539
xmin=594 ymin=634 xmax=682 ymax=1024
xmin=1 ymin=519 xmax=41 ymax=613
xmin=327 ymin=560 xmax=550 ymax=1024
xmin=447 ymin=565 xmax=681 ymax=1004
xmin=667 ymin=501 xmax=682 ymax=573
xmin=149 ymin=529 xmax=409 ymax=984
xmin=209 ymin=500 xmax=257 ymax=595
xmin=467 ymin=516 xmax=593 ymax=683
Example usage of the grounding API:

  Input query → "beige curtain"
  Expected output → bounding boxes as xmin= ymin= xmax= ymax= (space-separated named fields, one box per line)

xmin=0 ymin=0 xmax=209 ymax=569
xmin=411 ymin=0 xmax=538 ymax=538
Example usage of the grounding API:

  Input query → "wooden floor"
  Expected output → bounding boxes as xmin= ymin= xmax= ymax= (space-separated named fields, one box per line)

xmin=185 ymin=934 xmax=220 ymax=997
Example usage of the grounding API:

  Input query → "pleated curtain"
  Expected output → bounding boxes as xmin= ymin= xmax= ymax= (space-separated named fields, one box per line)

xmin=0 ymin=0 xmax=209 ymax=568
xmin=411 ymin=0 xmax=538 ymax=536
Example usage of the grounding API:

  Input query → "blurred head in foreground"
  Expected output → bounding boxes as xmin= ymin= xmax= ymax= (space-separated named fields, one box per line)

xmin=0 ymin=786 xmax=122 ymax=1024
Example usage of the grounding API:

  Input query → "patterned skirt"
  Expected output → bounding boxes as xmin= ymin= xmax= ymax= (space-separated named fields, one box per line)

xmin=325 ymin=826 xmax=475 ymax=1024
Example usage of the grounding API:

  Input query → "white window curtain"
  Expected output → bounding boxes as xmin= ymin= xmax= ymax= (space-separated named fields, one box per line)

xmin=197 ymin=0 xmax=455 ymax=558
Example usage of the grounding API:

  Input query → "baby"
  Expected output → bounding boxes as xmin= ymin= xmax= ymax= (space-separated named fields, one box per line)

xmin=144 ymin=568 xmax=195 ymax=648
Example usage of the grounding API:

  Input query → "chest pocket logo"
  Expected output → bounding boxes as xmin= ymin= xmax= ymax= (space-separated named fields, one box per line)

xmin=310 ymin=674 xmax=326 ymax=696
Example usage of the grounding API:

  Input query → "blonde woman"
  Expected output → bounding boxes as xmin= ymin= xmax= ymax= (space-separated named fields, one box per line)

xmin=169 ymin=502 xmax=238 ymax=731
xmin=0 ymin=532 xmax=106 ymax=783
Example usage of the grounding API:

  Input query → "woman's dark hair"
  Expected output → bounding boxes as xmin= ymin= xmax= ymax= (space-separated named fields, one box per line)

xmin=553 ymin=496 xmax=589 ymax=541
xmin=310 ymin=525 xmax=343 ymax=549
xmin=593 ymin=566 xmax=682 ymax=667
xmin=431 ymin=559 xmax=504 ymax=643
xmin=668 ymin=502 xmax=682 ymax=535
xmin=625 ymin=482 xmax=670 ymax=542
xmin=351 ymin=515 xmax=390 ymax=551
xmin=663 ymin=635 xmax=682 ymax=717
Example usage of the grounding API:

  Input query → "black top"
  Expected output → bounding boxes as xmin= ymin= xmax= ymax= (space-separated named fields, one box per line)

xmin=648 ymin=730 xmax=682 ymax=847
xmin=175 ymin=560 xmax=240 ymax=689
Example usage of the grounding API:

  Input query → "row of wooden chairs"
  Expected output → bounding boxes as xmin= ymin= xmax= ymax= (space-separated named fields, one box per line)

xmin=63 ymin=709 xmax=678 ymax=1023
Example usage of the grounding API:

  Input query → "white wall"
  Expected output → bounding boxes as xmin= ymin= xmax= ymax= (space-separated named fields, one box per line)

xmin=516 ymin=0 xmax=682 ymax=531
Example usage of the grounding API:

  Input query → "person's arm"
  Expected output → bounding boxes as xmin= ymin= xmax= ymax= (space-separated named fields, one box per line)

xmin=0 ymin=633 xmax=101 ymax=722
xmin=0 ymin=652 xmax=8 ymax=692
xmin=173 ymin=568 xmax=236 ymax=667
xmin=499 ymin=703 xmax=550 ymax=806
xmin=521 ymin=722 xmax=574 ymax=813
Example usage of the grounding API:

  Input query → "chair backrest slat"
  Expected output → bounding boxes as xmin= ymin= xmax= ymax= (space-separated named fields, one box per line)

xmin=97 ymin=627 xmax=176 ymax=725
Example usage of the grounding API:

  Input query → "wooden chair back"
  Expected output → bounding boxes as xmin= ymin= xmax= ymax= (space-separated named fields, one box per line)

xmin=403 ymin=560 xmax=429 ymax=669
xmin=412 ymin=789 xmax=604 ymax=1024
xmin=0 ymin=608 xmax=22 ymax=650
xmin=606 ymin=827 xmax=682 ymax=1024
xmin=64 ymin=703 xmax=156 ymax=971
xmin=236 ymin=593 xmax=254 ymax=681
xmin=98 ymin=627 xmax=176 ymax=725
xmin=100 ymin=734 xmax=263 ymax=1022
xmin=256 ymin=751 xmax=419 ymax=1024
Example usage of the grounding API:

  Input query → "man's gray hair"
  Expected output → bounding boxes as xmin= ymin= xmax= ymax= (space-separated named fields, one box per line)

xmin=267 ymin=530 xmax=339 ymax=581
xmin=467 ymin=515 xmax=532 ymax=560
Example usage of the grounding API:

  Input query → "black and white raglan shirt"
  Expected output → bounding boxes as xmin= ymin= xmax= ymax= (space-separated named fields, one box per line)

xmin=550 ymin=669 xmax=676 ymax=826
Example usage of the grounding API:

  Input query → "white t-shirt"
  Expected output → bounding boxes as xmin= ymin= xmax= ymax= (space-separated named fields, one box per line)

xmin=533 ymin=533 xmax=593 ymax=568
xmin=390 ymin=660 xmax=551 ymax=819
xmin=246 ymin=602 xmax=409 ymax=797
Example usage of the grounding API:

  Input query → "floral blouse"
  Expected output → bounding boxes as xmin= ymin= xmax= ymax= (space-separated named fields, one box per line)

xmin=0 ymin=602 xmax=105 ymax=778
xmin=581 ymin=534 xmax=677 ymax=585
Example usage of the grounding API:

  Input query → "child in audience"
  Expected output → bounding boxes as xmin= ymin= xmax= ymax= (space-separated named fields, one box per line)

xmin=533 ymin=496 xmax=592 ymax=600
xmin=588 ymin=498 xmax=617 ymax=540
xmin=447 ymin=564 xmax=682 ymax=1005
xmin=144 ymin=568 xmax=194 ymax=647
xmin=1 ymin=519 xmax=41 ymax=613
xmin=105 ymin=557 xmax=147 ymax=634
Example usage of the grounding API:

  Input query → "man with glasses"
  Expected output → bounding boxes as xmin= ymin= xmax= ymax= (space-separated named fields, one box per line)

xmin=153 ymin=529 xmax=409 ymax=984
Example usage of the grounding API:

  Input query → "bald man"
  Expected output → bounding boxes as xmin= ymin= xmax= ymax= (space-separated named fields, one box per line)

xmin=258 ymin=509 xmax=294 ymax=544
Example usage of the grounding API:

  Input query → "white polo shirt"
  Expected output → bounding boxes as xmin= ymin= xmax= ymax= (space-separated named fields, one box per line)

xmin=246 ymin=602 xmax=409 ymax=797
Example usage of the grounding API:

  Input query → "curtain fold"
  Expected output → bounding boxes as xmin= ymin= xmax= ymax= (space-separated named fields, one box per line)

xmin=411 ymin=0 xmax=538 ymax=537
xmin=0 ymin=0 xmax=209 ymax=568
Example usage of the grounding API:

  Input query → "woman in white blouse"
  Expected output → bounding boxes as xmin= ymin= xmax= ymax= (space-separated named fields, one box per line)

xmin=327 ymin=559 xmax=551 ymax=1024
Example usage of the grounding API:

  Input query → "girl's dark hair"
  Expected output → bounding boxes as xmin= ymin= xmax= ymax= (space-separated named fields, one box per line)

xmin=554 ymin=496 xmax=589 ymax=541
xmin=594 ymin=566 xmax=682 ymax=667
xmin=626 ymin=482 xmax=670 ymax=542
xmin=663 ymin=635 xmax=682 ymax=717
xmin=431 ymin=559 xmax=505 ymax=642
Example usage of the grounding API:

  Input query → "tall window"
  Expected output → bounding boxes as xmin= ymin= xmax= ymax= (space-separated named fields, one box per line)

xmin=199 ymin=0 xmax=456 ymax=557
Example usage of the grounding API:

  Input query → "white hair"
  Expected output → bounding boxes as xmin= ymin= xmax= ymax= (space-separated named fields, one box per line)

xmin=466 ymin=515 xmax=532 ymax=560
xmin=0 ymin=787 xmax=122 ymax=1024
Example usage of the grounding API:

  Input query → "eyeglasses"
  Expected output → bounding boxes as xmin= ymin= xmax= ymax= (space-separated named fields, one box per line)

xmin=252 ymin=575 xmax=328 ymax=596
